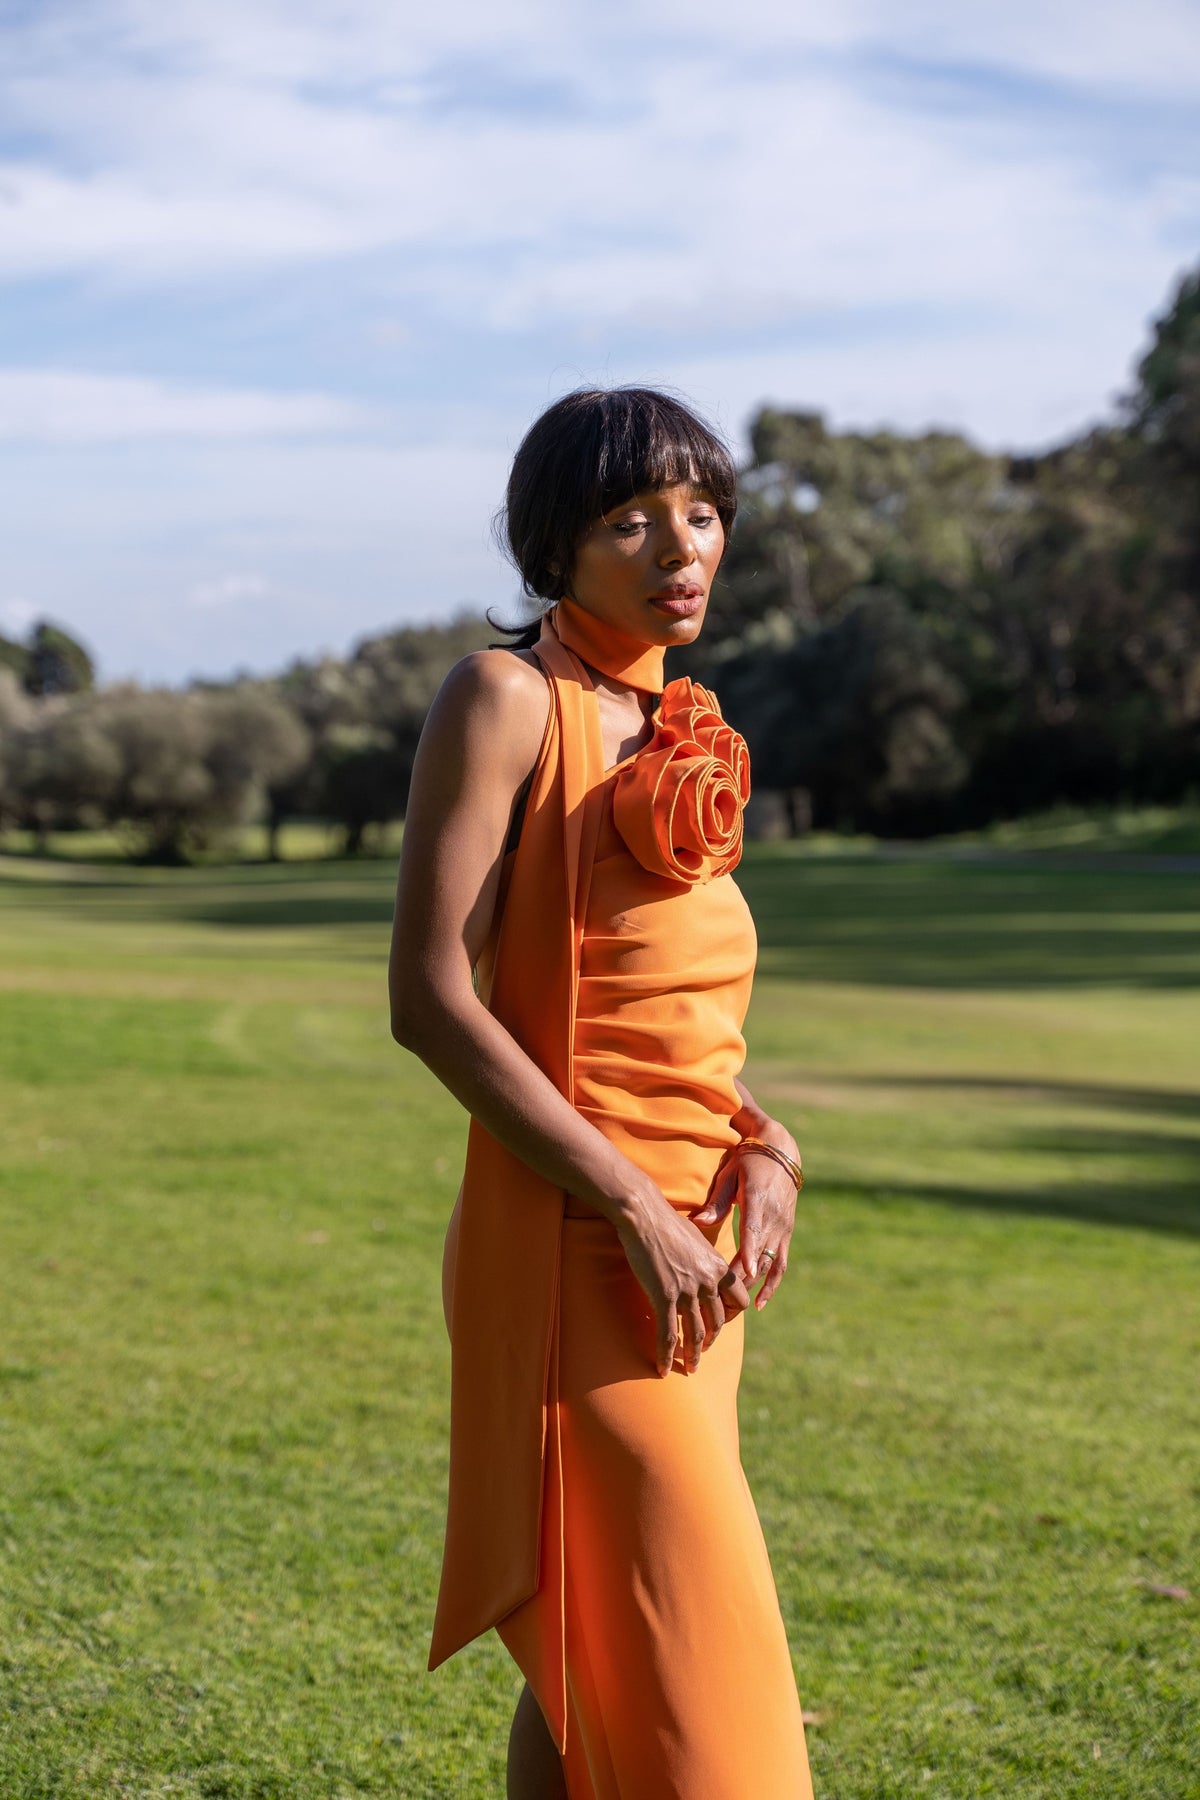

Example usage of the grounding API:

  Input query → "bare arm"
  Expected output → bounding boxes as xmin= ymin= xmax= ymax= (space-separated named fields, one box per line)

xmin=390 ymin=649 xmax=641 ymax=1219
xmin=389 ymin=649 xmax=748 ymax=1373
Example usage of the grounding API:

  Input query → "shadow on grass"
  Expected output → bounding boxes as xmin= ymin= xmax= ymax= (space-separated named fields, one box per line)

xmin=191 ymin=854 xmax=1197 ymax=984
xmin=7 ymin=850 xmax=1199 ymax=988
xmin=739 ymin=856 xmax=1200 ymax=990
xmin=0 ymin=863 xmax=398 ymax=931
xmin=186 ymin=893 xmax=395 ymax=928
xmin=825 ymin=1172 xmax=1200 ymax=1238
xmin=831 ymin=1074 xmax=1200 ymax=1122
xmin=815 ymin=1071 xmax=1200 ymax=1237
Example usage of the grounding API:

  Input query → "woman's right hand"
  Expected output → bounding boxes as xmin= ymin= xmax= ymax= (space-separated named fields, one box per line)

xmin=613 ymin=1190 xmax=750 ymax=1378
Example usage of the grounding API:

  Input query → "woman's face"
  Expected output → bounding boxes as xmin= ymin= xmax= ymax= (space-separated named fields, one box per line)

xmin=567 ymin=481 xmax=725 ymax=646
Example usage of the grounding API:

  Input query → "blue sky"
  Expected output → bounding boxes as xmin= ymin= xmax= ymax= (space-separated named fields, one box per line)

xmin=1 ymin=0 xmax=1198 ymax=684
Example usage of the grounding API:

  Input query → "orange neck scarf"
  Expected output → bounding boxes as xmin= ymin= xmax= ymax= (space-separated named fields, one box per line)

xmin=552 ymin=596 xmax=666 ymax=694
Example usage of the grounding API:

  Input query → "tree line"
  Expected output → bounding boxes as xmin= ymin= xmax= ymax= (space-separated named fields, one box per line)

xmin=0 ymin=617 xmax=492 ymax=861
xmin=1 ymin=263 xmax=1197 ymax=858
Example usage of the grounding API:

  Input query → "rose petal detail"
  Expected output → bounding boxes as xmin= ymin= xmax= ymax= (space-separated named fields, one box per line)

xmin=612 ymin=679 xmax=750 ymax=883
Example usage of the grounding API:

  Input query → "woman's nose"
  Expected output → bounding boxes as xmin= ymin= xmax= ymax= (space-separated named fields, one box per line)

xmin=658 ymin=516 xmax=696 ymax=565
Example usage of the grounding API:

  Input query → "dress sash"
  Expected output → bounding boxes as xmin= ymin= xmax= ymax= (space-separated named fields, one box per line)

xmin=427 ymin=613 xmax=607 ymax=1749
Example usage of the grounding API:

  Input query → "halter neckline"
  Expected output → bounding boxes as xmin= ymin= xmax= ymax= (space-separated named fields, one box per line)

xmin=548 ymin=597 xmax=666 ymax=695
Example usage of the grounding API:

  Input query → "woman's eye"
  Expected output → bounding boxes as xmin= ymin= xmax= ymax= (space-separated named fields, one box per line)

xmin=612 ymin=521 xmax=646 ymax=536
xmin=691 ymin=514 xmax=717 ymax=529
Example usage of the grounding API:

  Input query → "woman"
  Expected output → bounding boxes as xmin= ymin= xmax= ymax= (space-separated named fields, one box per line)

xmin=390 ymin=388 xmax=813 ymax=1799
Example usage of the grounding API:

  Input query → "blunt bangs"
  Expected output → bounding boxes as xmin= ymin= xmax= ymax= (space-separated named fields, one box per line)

xmin=588 ymin=390 xmax=737 ymax=530
xmin=501 ymin=387 xmax=738 ymax=606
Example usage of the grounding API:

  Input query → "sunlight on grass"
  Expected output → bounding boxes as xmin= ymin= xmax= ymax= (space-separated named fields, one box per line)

xmin=1 ymin=847 xmax=1197 ymax=1796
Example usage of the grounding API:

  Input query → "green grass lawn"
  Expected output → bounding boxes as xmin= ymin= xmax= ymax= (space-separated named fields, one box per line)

xmin=1 ymin=844 xmax=1197 ymax=1798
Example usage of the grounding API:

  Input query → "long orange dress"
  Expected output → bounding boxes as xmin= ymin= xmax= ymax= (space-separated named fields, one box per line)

xmin=431 ymin=604 xmax=812 ymax=1798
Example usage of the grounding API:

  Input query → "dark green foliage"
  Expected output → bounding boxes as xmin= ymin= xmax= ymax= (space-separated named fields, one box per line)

xmin=314 ymin=722 xmax=411 ymax=857
xmin=287 ymin=613 xmax=495 ymax=854
xmin=1128 ymin=265 xmax=1200 ymax=465
xmin=24 ymin=620 xmax=95 ymax=697
xmin=667 ymin=261 xmax=1200 ymax=835
xmin=718 ymin=591 xmax=965 ymax=832
xmin=0 ymin=618 xmax=95 ymax=697
xmin=0 ymin=630 xmax=30 ymax=684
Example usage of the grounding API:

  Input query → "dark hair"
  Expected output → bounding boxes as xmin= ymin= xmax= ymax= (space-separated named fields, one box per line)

xmin=489 ymin=387 xmax=738 ymax=648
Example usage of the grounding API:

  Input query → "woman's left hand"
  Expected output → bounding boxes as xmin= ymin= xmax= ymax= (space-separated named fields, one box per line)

xmin=692 ymin=1125 xmax=800 ymax=1311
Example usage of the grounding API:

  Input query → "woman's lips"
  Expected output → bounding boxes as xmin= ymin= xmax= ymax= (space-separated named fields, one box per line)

xmin=648 ymin=591 xmax=704 ymax=618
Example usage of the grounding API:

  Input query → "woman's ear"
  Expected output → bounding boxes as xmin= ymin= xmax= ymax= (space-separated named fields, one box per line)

xmin=547 ymin=559 xmax=569 ymax=599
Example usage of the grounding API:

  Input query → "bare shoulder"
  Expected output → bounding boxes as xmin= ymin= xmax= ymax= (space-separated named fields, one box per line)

xmin=421 ymin=647 xmax=550 ymax=779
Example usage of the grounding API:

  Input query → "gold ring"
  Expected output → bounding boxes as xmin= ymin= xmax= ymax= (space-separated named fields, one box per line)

xmin=760 ymin=1249 xmax=777 ymax=1263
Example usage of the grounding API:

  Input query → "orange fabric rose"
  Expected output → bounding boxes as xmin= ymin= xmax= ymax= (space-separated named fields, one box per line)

xmin=612 ymin=678 xmax=751 ymax=883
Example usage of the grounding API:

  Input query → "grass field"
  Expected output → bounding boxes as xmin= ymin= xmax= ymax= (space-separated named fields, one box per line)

xmin=1 ymin=840 xmax=1198 ymax=1798
xmin=2 ymin=794 xmax=1199 ymax=868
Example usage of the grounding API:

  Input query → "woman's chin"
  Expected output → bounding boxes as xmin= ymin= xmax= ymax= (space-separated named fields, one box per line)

xmin=641 ymin=605 xmax=706 ymax=643
xmin=661 ymin=613 xmax=706 ymax=647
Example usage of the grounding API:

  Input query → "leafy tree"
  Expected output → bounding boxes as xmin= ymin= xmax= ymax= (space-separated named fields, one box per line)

xmin=24 ymin=621 xmax=96 ymax=697
xmin=718 ymin=590 xmax=965 ymax=832
xmin=5 ymin=693 xmax=123 ymax=849
xmin=691 ymin=259 xmax=1200 ymax=831
xmin=1128 ymin=265 xmax=1200 ymax=471
xmin=315 ymin=724 xmax=409 ymax=856
xmin=684 ymin=410 xmax=1018 ymax=670
xmin=93 ymin=688 xmax=217 ymax=862
xmin=0 ymin=632 xmax=29 ymax=687
xmin=199 ymin=685 xmax=311 ymax=861
xmin=0 ymin=669 xmax=34 ymax=829
xmin=306 ymin=613 xmax=494 ymax=853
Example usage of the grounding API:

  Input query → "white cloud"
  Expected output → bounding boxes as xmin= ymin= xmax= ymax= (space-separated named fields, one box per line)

xmin=1 ymin=598 xmax=39 ymax=637
xmin=643 ymin=0 xmax=1200 ymax=97
xmin=22 ymin=0 xmax=1200 ymax=101
xmin=859 ymin=0 xmax=1200 ymax=98
xmin=188 ymin=573 xmax=272 ymax=610
xmin=0 ymin=0 xmax=1195 ymax=679
xmin=0 ymin=162 xmax=374 ymax=280
xmin=0 ymin=371 xmax=371 ymax=442
xmin=1 ymin=0 xmax=1195 ymax=308
xmin=674 ymin=318 xmax=1142 ymax=454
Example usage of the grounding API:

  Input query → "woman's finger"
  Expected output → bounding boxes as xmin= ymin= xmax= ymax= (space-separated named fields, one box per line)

xmin=739 ymin=1171 xmax=797 ymax=1279
xmin=754 ymin=1246 xmax=788 ymax=1310
xmin=656 ymin=1306 xmax=678 ymax=1379
xmin=680 ymin=1298 xmax=706 ymax=1373
xmin=698 ymin=1288 xmax=724 ymax=1349
xmin=692 ymin=1162 xmax=738 ymax=1226
xmin=735 ymin=1206 xmax=766 ymax=1283
xmin=735 ymin=1164 xmax=785 ymax=1278
xmin=718 ymin=1266 xmax=750 ymax=1316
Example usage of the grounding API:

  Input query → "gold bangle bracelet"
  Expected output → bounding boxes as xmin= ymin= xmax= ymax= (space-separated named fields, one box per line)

xmin=736 ymin=1136 xmax=804 ymax=1191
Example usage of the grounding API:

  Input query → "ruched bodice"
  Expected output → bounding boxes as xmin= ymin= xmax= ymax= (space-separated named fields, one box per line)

xmin=571 ymin=761 xmax=756 ymax=1212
